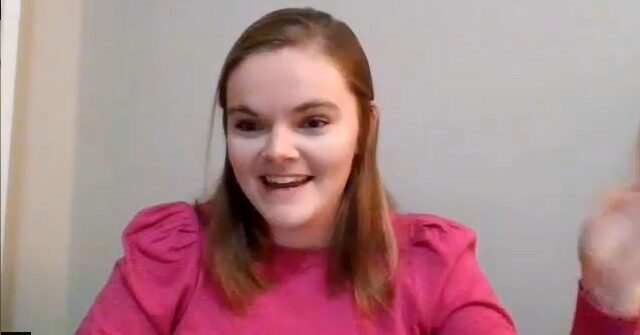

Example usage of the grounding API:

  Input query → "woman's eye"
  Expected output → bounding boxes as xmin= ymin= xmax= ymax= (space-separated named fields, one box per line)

xmin=234 ymin=120 xmax=261 ymax=132
xmin=302 ymin=117 xmax=329 ymax=129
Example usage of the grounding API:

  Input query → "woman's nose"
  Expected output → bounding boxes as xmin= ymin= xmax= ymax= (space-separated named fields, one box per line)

xmin=261 ymin=125 xmax=299 ymax=163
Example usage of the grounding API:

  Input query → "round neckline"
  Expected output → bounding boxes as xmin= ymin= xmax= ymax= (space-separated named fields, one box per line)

xmin=262 ymin=243 xmax=330 ymax=280
xmin=270 ymin=242 xmax=329 ymax=258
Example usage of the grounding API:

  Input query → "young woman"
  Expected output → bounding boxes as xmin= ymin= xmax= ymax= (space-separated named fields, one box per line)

xmin=77 ymin=8 xmax=639 ymax=334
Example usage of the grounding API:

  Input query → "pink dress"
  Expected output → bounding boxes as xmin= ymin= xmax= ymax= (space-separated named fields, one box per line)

xmin=76 ymin=202 xmax=639 ymax=334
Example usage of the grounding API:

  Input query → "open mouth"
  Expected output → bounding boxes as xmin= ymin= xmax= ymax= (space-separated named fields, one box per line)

xmin=260 ymin=175 xmax=314 ymax=189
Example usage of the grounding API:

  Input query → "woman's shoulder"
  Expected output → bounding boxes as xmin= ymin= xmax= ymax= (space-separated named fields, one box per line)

xmin=392 ymin=212 xmax=476 ymax=249
xmin=391 ymin=212 xmax=478 ymax=267
xmin=78 ymin=202 xmax=206 ymax=333
xmin=390 ymin=213 xmax=514 ymax=330
xmin=122 ymin=201 xmax=205 ymax=265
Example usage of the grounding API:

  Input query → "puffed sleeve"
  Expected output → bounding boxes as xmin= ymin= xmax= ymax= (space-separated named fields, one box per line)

xmin=75 ymin=202 xmax=202 ymax=335
xmin=405 ymin=214 xmax=517 ymax=334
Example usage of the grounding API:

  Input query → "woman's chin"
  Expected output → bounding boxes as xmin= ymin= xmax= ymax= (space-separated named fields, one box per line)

xmin=262 ymin=211 xmax=313 ymax=230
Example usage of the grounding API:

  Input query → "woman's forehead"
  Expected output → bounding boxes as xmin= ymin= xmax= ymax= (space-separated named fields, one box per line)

xmin=225 ymin=47 xmax=353 ymax=116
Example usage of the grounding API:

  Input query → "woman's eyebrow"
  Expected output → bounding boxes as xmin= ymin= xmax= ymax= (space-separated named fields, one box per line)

xmin=226 ymin=105 xmax=258 ymax=117
xmin=292 ymin=99 xmax=340 ymax=113
xmin=226 ymin=99 xmax=340 ymax=117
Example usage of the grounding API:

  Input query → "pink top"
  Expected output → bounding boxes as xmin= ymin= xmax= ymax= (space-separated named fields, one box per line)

xmin=76 ymin=202 xmax=639 ymax=334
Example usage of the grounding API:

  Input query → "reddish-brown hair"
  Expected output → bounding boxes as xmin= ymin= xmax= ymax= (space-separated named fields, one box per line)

xmin=200 ymin=7 xmax=397 ymax=314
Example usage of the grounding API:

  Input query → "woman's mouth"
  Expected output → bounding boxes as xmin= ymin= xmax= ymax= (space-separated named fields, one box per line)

xmin=260 ymin=175 xmax=314 ymax=189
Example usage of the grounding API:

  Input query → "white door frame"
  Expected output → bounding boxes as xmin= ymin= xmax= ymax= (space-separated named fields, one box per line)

xmin=1 ymin=0 xmax=23 ymax=271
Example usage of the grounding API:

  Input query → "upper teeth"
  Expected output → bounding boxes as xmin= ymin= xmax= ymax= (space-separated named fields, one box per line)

xmin=264 ymin=175 xmax=308 ymax=184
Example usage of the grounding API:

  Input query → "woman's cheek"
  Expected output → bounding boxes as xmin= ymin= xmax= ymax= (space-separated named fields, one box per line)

xmin=228 ymin=137 xmax=263 ymax=175
xmin=304 ymin=133 xmax=356 ymax=172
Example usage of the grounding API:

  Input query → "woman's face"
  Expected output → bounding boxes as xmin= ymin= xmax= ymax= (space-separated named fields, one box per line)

xmin=225 ymin=46 xmax=361 ymax=248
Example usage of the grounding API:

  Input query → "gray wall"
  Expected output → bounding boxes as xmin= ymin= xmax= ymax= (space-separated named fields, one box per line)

xmin=69 ymin=1 xmax=640 ymax=334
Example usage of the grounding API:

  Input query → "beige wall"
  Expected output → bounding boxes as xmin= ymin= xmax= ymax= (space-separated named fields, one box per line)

xmin=1 ymin=0 xmax=81 ymax=333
